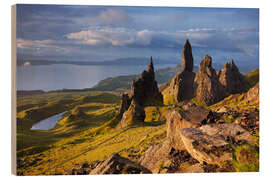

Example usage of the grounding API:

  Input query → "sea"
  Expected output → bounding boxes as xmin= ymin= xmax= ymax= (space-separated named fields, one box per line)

xmin=17 ymin=64 xmax=175 ymax=91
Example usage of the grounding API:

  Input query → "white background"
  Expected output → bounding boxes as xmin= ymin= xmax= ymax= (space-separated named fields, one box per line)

xmin=1 ymin=0 xmax=269 ymax=179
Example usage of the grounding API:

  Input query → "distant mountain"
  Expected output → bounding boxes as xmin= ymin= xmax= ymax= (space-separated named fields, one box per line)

xmin=17 ymin=90 xmax=45 ymax=97
xmin=17 ymin=57 xmax=177 ymax=66
xmin=90 ymin=65 xmax=186 ymax=92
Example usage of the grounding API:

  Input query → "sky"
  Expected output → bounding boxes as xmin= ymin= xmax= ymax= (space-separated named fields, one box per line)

xmin=16 ymin=4 xmax=259 ymax=68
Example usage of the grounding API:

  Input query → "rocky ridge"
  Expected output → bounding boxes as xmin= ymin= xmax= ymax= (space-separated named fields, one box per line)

xmin=139 ymin=102 xmax=257 ymax=173
xmin=166 ymin=40 xmax=251 ymax=106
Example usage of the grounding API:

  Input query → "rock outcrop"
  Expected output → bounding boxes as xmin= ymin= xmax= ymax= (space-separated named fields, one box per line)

xmin=180 ymin=123 xmax=253 ymax=165
xmin=118 ymin=57 xmax=163 ymax=128
xmin=169 ymin=71 xmax=196 ymax=102
xmin=166 ymin=106 xmax=213 ymax=150
xmin=167 ymin=39 xmax=195 ymax=103
xmin=180 ymin=128 xmax=232 ymax=165
xmin=139 ymin=140 xmax=172 ymax=173
xmin=130 ymin=56 xmax=163 ymax=106
xmin=219 ymin=60 xmax=250 ymax=95
xmin=90 ymin=153 xmax=151 ymax=174
xmin=118 ymin=100 xmax=146 ymax=128
xmin=194 ymin=55 xmax=225 ymax=105
xmin=118 ymin=93 xmax=131 ymax=119
xmin=246 ymin=82 xmax=259 ymax=102
xmin=199 ymin=123 xmax=253 ymax=144
xmin=181 ymin=39 xmax=194 ymax=72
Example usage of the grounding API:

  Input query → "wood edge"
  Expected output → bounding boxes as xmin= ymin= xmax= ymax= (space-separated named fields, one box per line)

xmin=11 ymin=4 xmax=17 ymax=176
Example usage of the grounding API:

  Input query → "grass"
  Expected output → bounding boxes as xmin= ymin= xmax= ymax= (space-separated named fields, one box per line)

xmin=16 ymin=91 xmax=167 ymax=175
xmin=16 ymin=75 xmax=259 ymax=175
xmin=232 ymin=144 xmax=259 ymax=172
xmin=209 ymin=92 xmax=259 ymax=112
xmin=162 ymin=86 xmax=176 ymax=105
xmin=245 ymin=69 xmax=259 ymax=87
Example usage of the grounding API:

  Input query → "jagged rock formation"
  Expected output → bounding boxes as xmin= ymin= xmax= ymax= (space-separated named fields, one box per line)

xmin=118 ymin=57 xmax=163 ymax=128
xmin=118 ymin=93 xmax=131 ymax=119
xmin=90 ymin=153 xmax=151 ymax=174
xmin=167 ymin=40 xmax=195 ymax=103
xmin=181 ymin=39 xmax=194 ymax=72
xmin=219 ymin=60 xmax=250 ymax=95
xmin=165 ymin=41 xmax=251 ymax=106
xmin=169 ymin=71 xmax=196 ymax=102
xmin=118 ymin=100 xmax=146 ymax=128
xmin=194 ymin=55 xmax=226 ymax=105
xmin=130 ymin=56 xmax=163 ymax=106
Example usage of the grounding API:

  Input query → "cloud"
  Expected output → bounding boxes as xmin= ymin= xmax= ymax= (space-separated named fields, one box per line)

xmin=66 ymin=26 xmax=258 ymax=57
xmin=74 ymin=8 xmax=132 ymax=25
xmin=16 ymin=38 xmax=73 ymax=58
xmin=66 ymin=27 xmax=154 ymax=46
xmin=99 ymin=9 xmax=132 ymax=25
xmin=16 ymin=38 xmax=57 ymax=49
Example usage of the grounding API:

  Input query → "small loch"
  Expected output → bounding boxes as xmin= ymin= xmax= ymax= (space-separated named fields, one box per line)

xmin=31 ymin=111 xmax=66 ymax=130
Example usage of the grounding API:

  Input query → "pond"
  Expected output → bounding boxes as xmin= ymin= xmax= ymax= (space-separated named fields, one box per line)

xmin=31 ymin=111 xmax=67 ymax=130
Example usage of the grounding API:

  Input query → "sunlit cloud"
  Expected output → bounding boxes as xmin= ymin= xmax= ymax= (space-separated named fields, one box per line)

xmin=66 ymin=26 xmax=258 ymax=57
xmin=16 ymin=38 xmax=57 ymax=49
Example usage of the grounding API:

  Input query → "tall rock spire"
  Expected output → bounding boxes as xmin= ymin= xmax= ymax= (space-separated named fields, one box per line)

xmin=118 ymin=57 xmax=163 ymax=128
xmin=147 ymin=56 xmax=154 ymax=73
xmin=147 ymin=56 xmax=155 ymax=80
xmin=181 ymin=39 xmax=194 ymax=72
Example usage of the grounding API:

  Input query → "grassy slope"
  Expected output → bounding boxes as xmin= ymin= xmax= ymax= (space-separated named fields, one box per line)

xmin=16 ymin=68 xmax=259 ymax=175
xmin=16 ymin=92 xmax=169 ymax=175
xmin=245 ymin=69 xmax=259 ymax=87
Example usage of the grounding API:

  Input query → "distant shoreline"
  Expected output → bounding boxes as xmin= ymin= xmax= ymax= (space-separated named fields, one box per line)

xmin=17 ymin=58 xmax=177 ymax=67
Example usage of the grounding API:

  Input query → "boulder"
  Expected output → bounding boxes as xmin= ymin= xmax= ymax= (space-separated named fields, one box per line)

xmin=182 ymin=163 xmax=204 ymax=173
xmin=90 ymin=153 xmax=151 ymax=174
xmin=179 ymin=128 xmax=232 ymax=165
xmin=139 ymin=140 xmax=172 ymax=173
xmin=181 ymin=39 xmax=194 ymax=72
xmin=194 ymin=55 xmax=225 ymax=105
xmin=179 ymin=123 xmax=253 ymax=165
xmin=219 ymin=60 xmax=250 ymax=94
xmin=199 ymin=123 xmax=254 ymax=144
xmin=140 ymin=140 xmax=199 ymax=173
xmin=166 ymin=106 xmax=212 ymax=150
